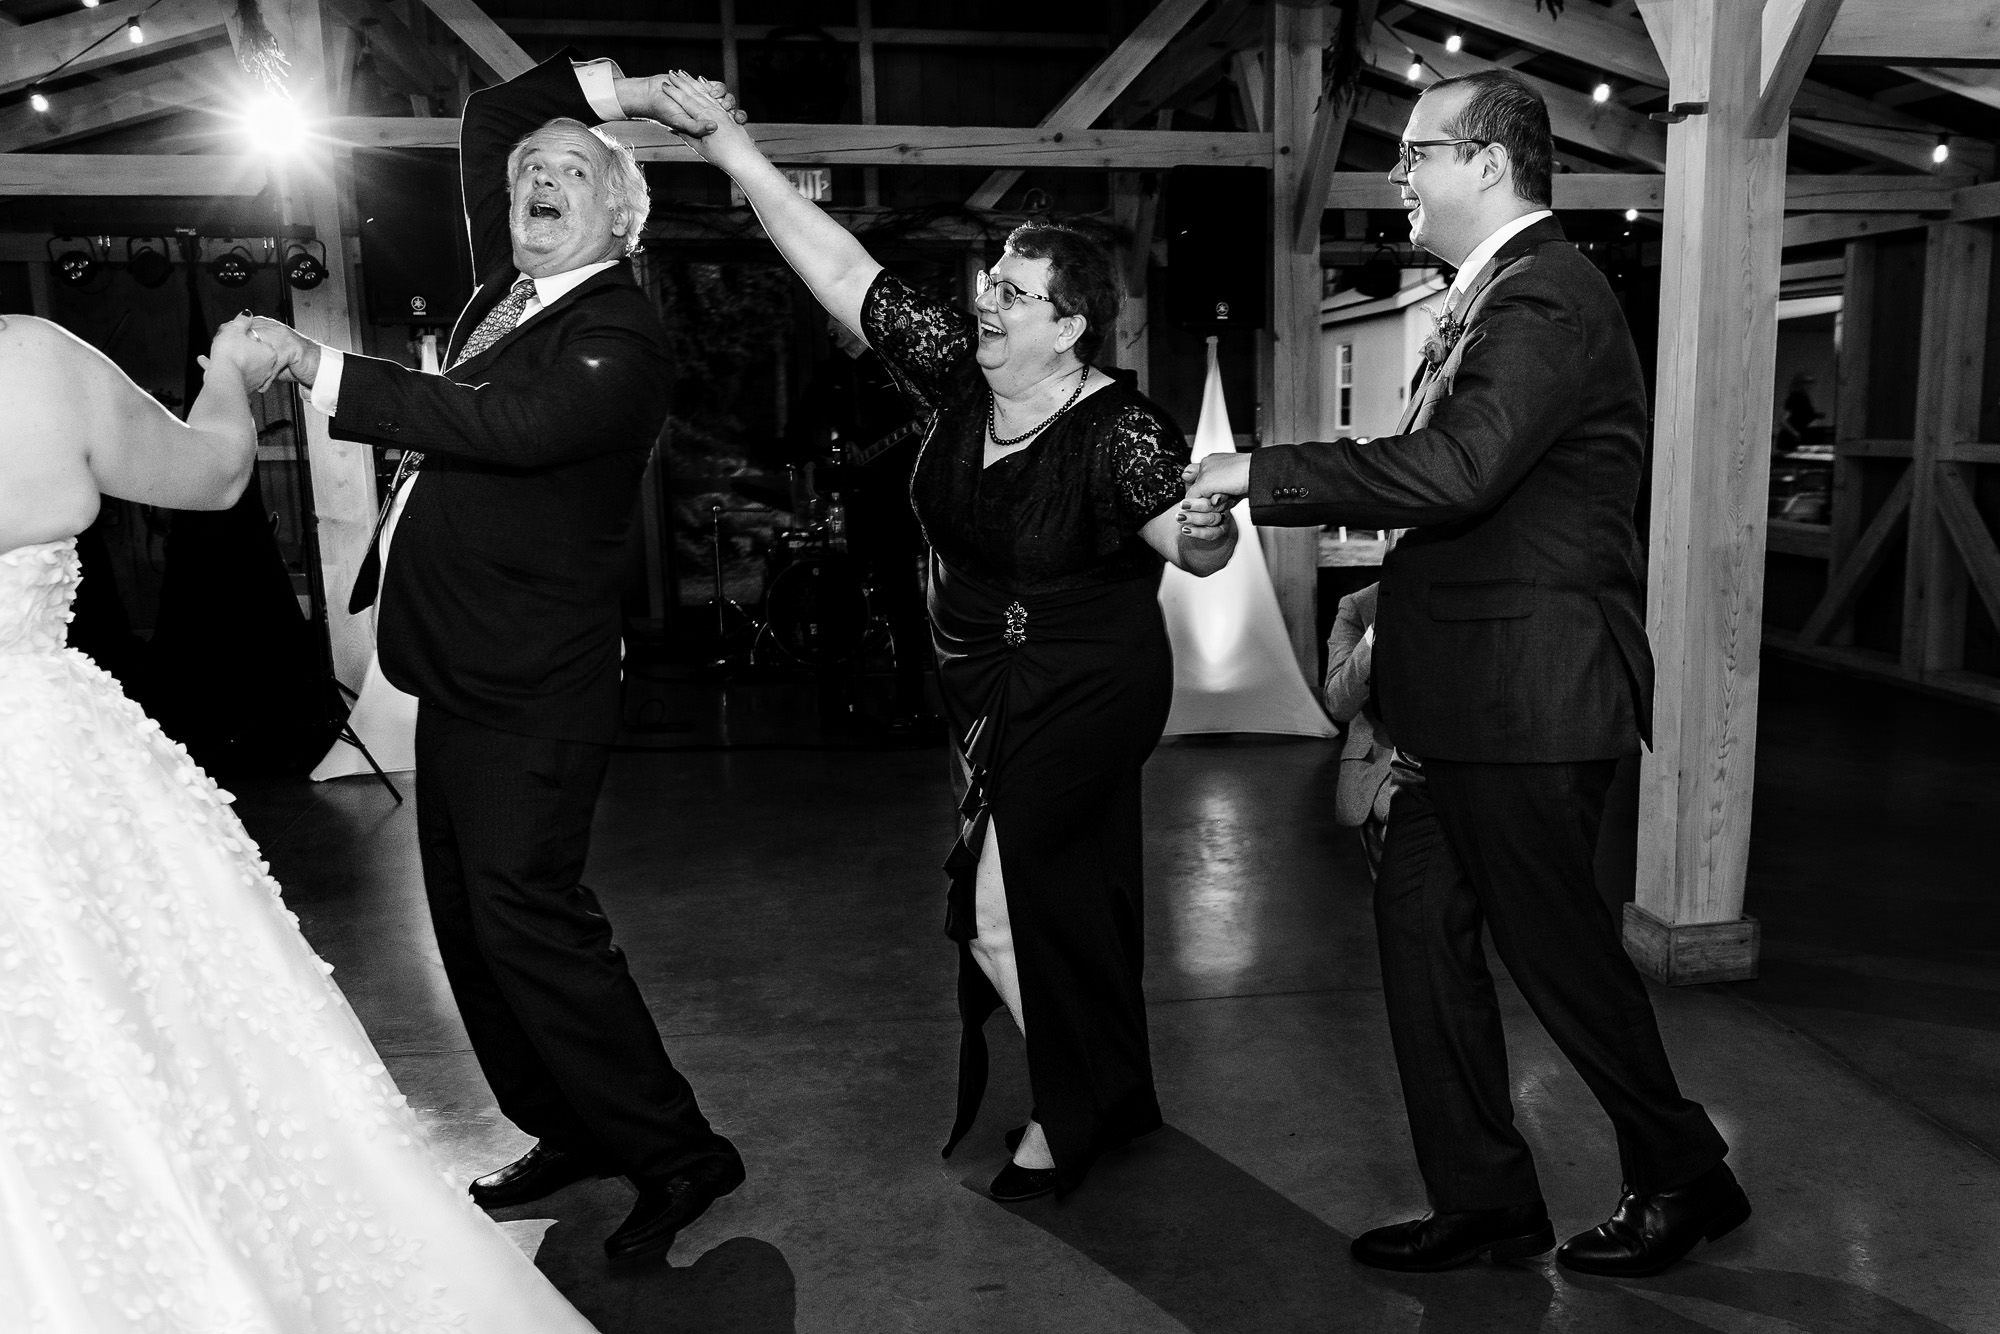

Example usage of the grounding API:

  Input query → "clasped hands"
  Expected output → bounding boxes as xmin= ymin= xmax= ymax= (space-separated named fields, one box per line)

xmin=198 ymin=313 xmax=321 ymax=395
xmin=1177 ymin=451 xmax=1252 ymax=544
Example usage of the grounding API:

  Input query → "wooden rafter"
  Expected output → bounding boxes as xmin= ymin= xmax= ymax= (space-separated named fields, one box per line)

xmin=1409 ymin=0 xmax=1969 ymax=174
xmin=1751 ymin=0 xmax=1845 ymax=140
xmin=1292 ymin=0 xmax=1379 ymax=254
xmin=0 ymin=153 xmax=268 ymax=195
xmin=1820 ymin=1 xmax=2000 ymax=62
xmin=497 ymin=18 xmax=1106 ymax=51
xmin=1319 ymin=172 xmax=1956 ymax=212
xmin=965 ymin=0 xmax=1210 ymax=211
xmin=1111 ymin=0 xmax=1258 ymax=127
xmin=325 ymin=0 xmax=460 ymax=107
xmin=414 ymin=0 xmax=532 ymax=82
xmin=1934 ymin=467 xmax=2000 ymax=640
xmin=0 ymin=51 xmax=243 ymax=153
xmin=0 ymin=0 xmax=229 ymax=98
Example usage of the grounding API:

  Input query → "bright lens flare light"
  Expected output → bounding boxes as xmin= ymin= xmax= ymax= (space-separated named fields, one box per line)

xmin=29 ymin=91 xmax=50 ymax=114
xmin=241 ymin=92 xmax=310 ymax=156
xmin=1592 ymin=81 xmax=1612 ymax=103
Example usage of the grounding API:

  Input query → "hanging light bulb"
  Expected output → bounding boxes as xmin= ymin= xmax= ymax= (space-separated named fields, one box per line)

xmin=1625 ymin=208 xmax=1639 ymax=222
xmin=126 ymin=18 xmax=145 ymax=43
xmin=82 ymin=0 xmax=100 ymax=6
xmin=1933 ymin=137 xmax=1951 ymax=166
xmin=1444 ymin=33 xmax=1463 ymax=53
xmin=29 ymin=91 xmax=50 ymax=114
xmin=1592 ymin=81 xmax=1612 ymax=104
xmin=1406 ymin=57 xmax=1424 ymax=82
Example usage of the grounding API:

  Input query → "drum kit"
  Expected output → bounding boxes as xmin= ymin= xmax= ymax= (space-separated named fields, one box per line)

xmin=709 ymin=445 xmax=878 ymax=673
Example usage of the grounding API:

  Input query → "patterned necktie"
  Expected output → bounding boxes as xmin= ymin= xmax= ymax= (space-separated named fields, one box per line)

xmin=349 ymin=276 xmax=536 ymax=613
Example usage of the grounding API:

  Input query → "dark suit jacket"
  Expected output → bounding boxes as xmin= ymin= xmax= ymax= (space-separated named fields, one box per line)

xmin=332 ymin=53 xmax=669 ymax=744
xmin=1253 ymin=217 xmax=1652 ymax=764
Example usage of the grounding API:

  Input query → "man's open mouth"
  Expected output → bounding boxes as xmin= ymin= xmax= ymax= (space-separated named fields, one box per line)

xmin=528 ymin=201 xmax=562 ymax=219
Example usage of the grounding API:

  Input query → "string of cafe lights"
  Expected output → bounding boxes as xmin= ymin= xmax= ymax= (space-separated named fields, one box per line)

xmin=20 ymin=0 xmax=172 ymax=116
xmin=1379 ymin=20 xmax=1614 ymax=108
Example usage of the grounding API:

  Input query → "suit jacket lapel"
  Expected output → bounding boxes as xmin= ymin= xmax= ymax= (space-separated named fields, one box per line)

xmin=447 ymin=260 xmax=635 ymax=377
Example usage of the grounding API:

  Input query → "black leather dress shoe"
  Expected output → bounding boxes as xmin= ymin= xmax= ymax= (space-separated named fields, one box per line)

xmin=988 ymin=1161 xmax=1057 ymax=1203
xmin=1557 ymin=1162 xmax=1750 ymax=1277
xmin=1351 ymin=1202 xmax=1556 ymax=1272
xmin=468 ymin=1142 xmax=609 ymax=1209
xmin=604 ymin=1159 xmax=748 ymax=1266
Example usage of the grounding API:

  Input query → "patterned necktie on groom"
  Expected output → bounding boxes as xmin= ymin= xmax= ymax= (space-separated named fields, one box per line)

xmin=349 ymin=276 xmax=538 ymax=614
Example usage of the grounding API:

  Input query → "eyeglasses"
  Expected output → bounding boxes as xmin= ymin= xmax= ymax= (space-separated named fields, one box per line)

xmin=1395 ymin=137 xmax=1493 ymax=173
xmin=975 ymin=269 xmax=1053 ymax=311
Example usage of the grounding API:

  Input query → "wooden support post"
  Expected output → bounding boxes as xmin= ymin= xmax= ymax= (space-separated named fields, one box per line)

xmin=1263 ymin=1 xmax=1323 ymax=684
xmin=1825 ymin=237 xmax=1876 ymax=645
xmin=857 ymin=0 xmax=880 ymax=208
xmin=1902 ymin=222 xmax=1993 ymax=677
xmin=267 ymin=0 xmax=378 ymax=692
xmin=1109 ymin=169 xmax=1155 ymax=396
xmin=1632 ymin=0 xmax=1784 ymax=985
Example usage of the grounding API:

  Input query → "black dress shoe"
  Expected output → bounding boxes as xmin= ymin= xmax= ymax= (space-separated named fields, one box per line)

xmin=1351 ymin=1202 xmax=1555 ymax=1272
xmin=604 ymin=1159 xmax=748 ymax=1266
xmin=468 ymin=1142 xmax=609 ymax=1209
xmin=1557 ymin=1162 xmax=1750 ymax=1278
xmin=989 ymin=1161 xmax=1057 ymax=1203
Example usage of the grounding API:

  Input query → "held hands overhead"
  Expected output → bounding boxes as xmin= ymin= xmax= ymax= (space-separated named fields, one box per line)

xmin=199 ymin=313 xmax=283 ymax=393
xmin=1178 ymin=452 xmax=1252 ymax=543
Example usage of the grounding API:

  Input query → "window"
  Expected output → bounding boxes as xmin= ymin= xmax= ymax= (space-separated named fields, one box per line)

xmin=1334 ymin=342 xmax=1354 ymax=433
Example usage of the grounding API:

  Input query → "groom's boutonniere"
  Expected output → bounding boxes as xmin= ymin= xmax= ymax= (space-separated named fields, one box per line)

xmin=1421 ymin=302 xmax=1466 ymax=369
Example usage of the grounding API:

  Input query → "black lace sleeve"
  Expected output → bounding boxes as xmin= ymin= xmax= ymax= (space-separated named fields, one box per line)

xmin=860 ymin=268 xmax=978 ymax=414
xmin=1107 ymin=397 xmax=1193 ymax=530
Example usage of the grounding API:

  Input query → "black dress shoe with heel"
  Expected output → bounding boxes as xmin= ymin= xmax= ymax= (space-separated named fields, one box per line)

xmin=1557 ymin=1162 xmax=1750 ymax=1277
xmin=1350 ymin=1202 xmax=1556 ymax=1272
xmin=988 ymin=1161 xmax=1057 ymax=1203
xmin=604 ymin=1158 xmax=748 ymax=1267
xmin=468 ymin=1142 xmax=610 ymax=1209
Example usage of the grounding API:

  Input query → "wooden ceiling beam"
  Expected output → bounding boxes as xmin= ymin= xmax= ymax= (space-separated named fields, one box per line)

xmin=413 ymin=0 xmax=532 ymax=82
xmin=0 ymin=0 xmax=229 ymax=98
xmin=0 ymin=152 xmax=268 ymax=196
xmin=1409 ymin=0 xmax=1968 ymax=173
xmin=1751 ymin=0 xmax=1845 ymax=140
xmin=967 ymin=0 xmax=1210 ymax=210
xmin=327 ymin=115 xmax=1272 ymax=169
xmin=1380 ymin=25 xmax=1668 ymax=169
xmin=1111 ymin=0 xmax=1259 ymax=126
xmin=1821 ymin=2 xmax=2000 ymax=63
xmin=0 ymin=50 xmax=243 ymax=153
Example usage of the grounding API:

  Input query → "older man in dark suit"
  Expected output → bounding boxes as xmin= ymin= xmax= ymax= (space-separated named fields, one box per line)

xmin=254 ymin=53 xmax=748 ymax=1267
xmin=1184 ymin=70 xmax=1747 ymax=1277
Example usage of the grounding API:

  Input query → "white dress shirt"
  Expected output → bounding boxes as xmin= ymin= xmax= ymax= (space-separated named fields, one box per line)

xmin=1448 ymin=209 xmax=1553 ymax=305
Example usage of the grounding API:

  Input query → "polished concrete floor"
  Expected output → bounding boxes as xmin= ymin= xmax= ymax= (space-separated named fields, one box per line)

xmin=233 ymin=654 xmax=2000 ymax=1334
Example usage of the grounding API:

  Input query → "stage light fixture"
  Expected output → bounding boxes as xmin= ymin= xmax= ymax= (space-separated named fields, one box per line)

xmin=126 ymin=18 xmax=144 ymax=44
xmin=1934 ymin=137 xmax=1951 ymax=166
xmin=1445 ymin=33 xmax=1463 ymax=53
xmin=209 ymin=245 xmax=256 ymax=288
xmin=283 ymin=240 xmax=327 ymax=290
xmin=29 ymin=91 xmax=50 ymax=114
xmin=48 ymin=237 xmax=104 ymax=289
xmin=126 ymin=237 xmax=173 ymax=288
xmin=1593 ymin=81 xmax=1612 ymax=103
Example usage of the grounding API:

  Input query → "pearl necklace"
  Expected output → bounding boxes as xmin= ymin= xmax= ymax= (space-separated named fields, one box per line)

xmin=988 ymin=366 xmax=1090 ymax=447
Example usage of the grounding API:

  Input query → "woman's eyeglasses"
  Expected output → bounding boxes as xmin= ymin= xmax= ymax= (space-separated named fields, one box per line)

xmin=975 ymin=269 xmax=1053 ymax=311
xmin=1396 ymin=137 xmax=1493 ymax=173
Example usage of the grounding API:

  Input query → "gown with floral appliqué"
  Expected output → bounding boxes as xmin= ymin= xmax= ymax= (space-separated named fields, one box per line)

xmin=0 ymin=540 xmax=596 ymax=1334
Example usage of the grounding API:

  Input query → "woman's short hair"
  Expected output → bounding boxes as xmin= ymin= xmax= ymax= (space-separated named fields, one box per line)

xmin=507 ymin=118 xmax=652 ymax=256
xmin=1425 ymin=70 xmax=1553 ymax=208
xmin=1003 ymin=218 xmax=1124 ymax=364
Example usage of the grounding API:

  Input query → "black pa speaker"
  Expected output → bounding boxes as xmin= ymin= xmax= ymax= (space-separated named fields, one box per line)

xmin=355 ymin=149 xmax=475 ymax=325
xmin=1166 ymin=166 xmax=1269 ymax=331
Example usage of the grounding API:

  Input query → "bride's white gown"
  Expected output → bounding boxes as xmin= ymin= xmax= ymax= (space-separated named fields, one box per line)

xmin=0 ymin=540 xmax=597 ymax=1333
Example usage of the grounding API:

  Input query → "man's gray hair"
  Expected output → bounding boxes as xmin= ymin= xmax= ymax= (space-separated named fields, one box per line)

xmin=506 ymin=117 xmax=651 ymax=256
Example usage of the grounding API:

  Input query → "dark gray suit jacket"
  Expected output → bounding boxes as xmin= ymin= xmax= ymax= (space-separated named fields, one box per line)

xmin=1252 ymin=217 xmax=1652 ymax=764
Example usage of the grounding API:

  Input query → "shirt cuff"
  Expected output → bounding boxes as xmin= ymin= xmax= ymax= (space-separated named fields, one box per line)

xmin=309 ymin=347 xmax=344 ymax=417
xmin=574 ymin=58 xmax=627 ymax=122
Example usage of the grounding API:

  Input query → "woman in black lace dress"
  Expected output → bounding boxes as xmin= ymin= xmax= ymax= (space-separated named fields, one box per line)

xmin=663 ymin=74 xmax=1238 ymax=1200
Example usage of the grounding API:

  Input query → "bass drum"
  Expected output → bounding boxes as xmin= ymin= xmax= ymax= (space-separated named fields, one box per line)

xmin=763 ymin=552 xmax=871 ymax=666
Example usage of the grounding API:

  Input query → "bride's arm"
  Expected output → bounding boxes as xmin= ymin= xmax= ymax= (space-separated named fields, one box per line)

xmin=21 ymin=315 xmax=271 ymax=512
